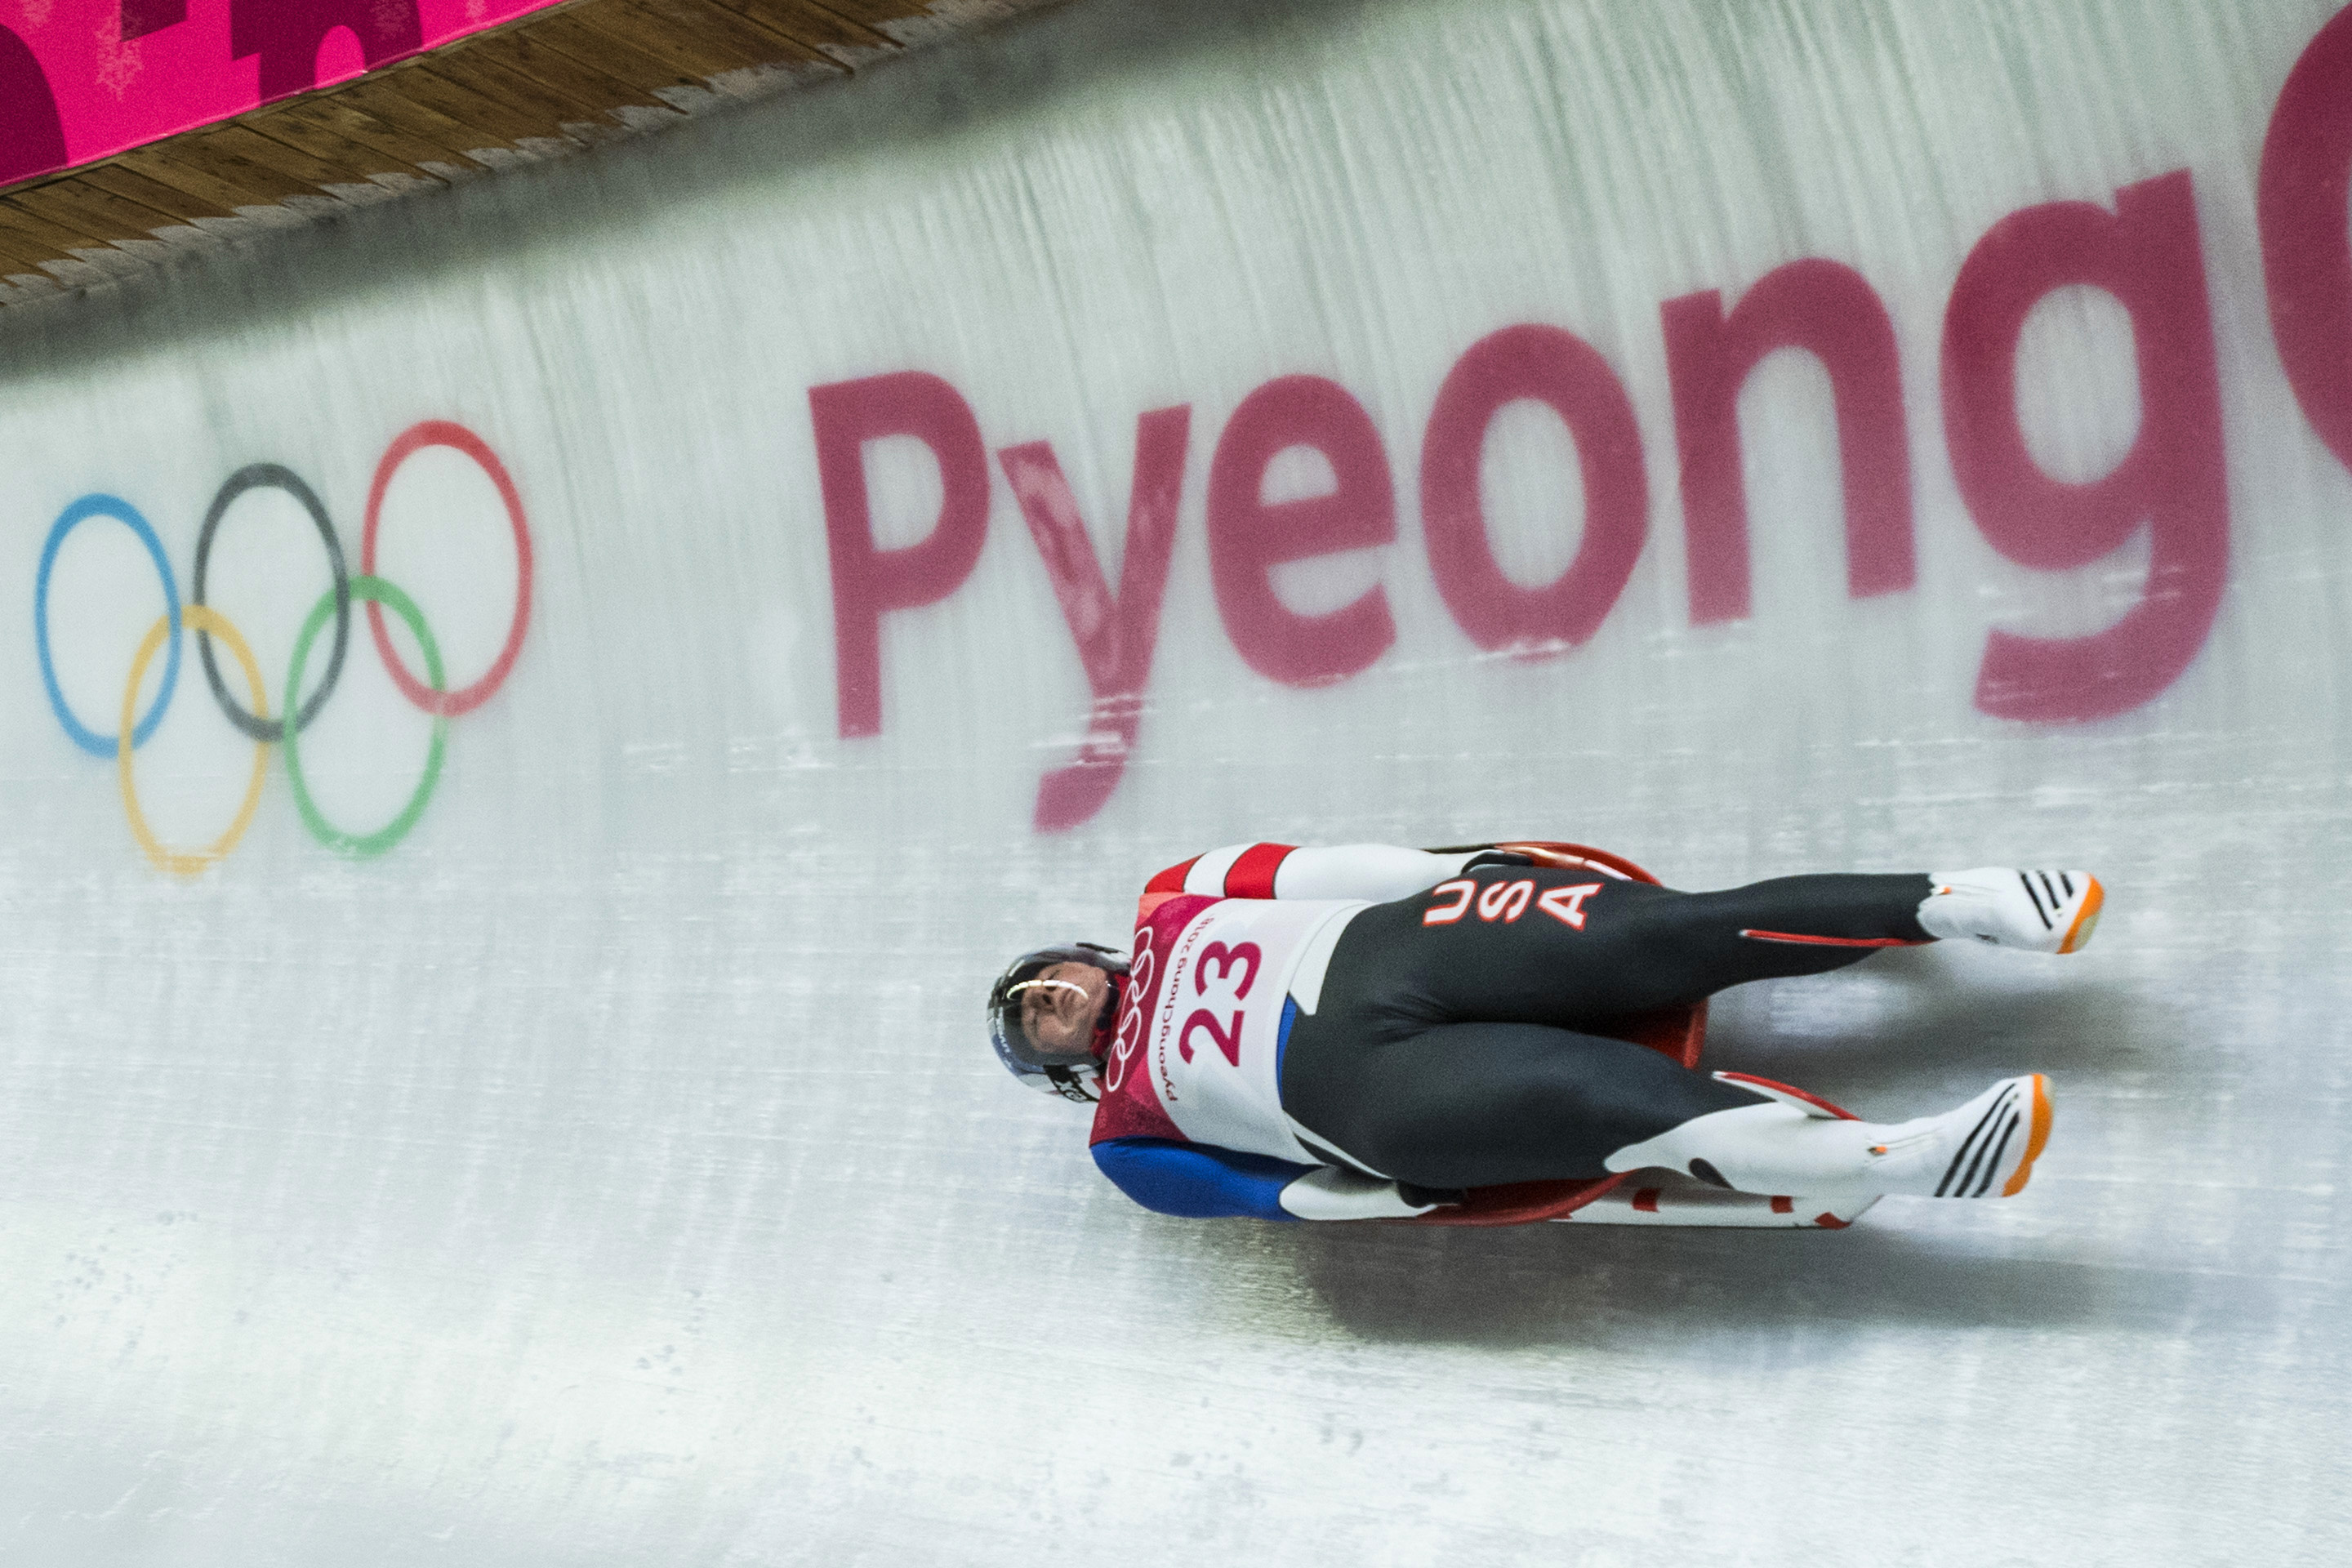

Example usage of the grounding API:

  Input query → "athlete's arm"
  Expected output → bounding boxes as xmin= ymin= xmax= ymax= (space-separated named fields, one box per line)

xmin=1146 ymin=844 xmax=1497 ymax=903
xmin=1094 ymin=1138 xmax=1311 ymax=1219
xmin=1092 ymin=1138 xmax=1455 ymax=1221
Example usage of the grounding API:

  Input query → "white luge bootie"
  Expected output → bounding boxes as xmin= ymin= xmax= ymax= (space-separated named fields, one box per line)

xmin=1917 ymin=868 xmax=2103 ymax=953
xmin=1603 ymin=1075 xmax=2055 ymax=1202
xmin=1852 ymin=1075 xmax=2054 ymax=1198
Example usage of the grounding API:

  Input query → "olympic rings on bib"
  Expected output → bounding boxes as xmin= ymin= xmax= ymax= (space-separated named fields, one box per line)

xmin=33 ymin=421 xmax=531 ymax=877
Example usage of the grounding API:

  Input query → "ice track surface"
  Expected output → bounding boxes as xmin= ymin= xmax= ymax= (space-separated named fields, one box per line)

xmin=2 ymin=0 xmax=2347 ymax=1561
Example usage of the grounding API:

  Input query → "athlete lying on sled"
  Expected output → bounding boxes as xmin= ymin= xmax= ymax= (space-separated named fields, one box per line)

xmin=985 ymin=844 xmax=2102 ymax=1227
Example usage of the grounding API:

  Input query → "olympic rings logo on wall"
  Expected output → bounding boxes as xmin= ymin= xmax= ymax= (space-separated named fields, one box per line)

xmin=33 ymin=420 xmax=533 ymax=876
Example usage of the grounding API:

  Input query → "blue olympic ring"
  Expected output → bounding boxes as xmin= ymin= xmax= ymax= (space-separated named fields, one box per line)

xmin=37 ymin=495 xmax=183 ymax=758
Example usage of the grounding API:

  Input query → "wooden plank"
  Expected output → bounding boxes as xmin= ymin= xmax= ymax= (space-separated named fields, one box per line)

xmin=114 ymin=142 xmax=286 ymax=212
xmin=524 ymin=11 xmax=707 ymax=97
xmin=0 ymin=207 xmax=126 ymax=282
xmin=0 ymin=198 xmax=104 ymax=257
xmin=430 ymin=38 xmax=626 ymax=129
xmin=466 ymin=28 xmax=668 ymax=118
xmin=78 ymin=162 xmax=238 ymax=224
xmin=803 ymin=0 xmax=919 ymax=20
xmin=624 ymin=0 xmax=838 ymax=69
xmin=202 ymin=123 xmax=364 ymax=192
xmin=0 ymin=247 xmax=62 ymax=279
xmin=248 ymin=99 xmax=443 ymax=185
xmin=330 ymin=74 xmax=514 ymax=163
xmin=385 ymin=60 xmax=568 ymax=146
xmin=0 ymin=223 xmax=63 ymax=274
xmin=571 ymin=0 xmax=791 ymax=80
xmin=164 ymin=128 xmax=336 ymax=201
xmin=48 ymin=173 xmax=194 ymax=233
xmin=560 ymin=6 xmax=742 ymax=83
xmin=806 ymin=0 xmax=970 ymax=27
xmin=709 ymin=0 xmax=894 ymax=58
xmin=9 ymin=178 xmax=180 ymax=244
xmin=269 ymin=94 xmax=475 ymax=173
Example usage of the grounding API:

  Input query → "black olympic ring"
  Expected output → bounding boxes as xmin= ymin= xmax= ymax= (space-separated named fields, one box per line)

xmin=193 ymin=463 xmax=350 ymax=744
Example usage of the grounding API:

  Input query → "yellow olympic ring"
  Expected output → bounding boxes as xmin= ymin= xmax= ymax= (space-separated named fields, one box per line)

xmin=117 ymin=606 xmax=271 ymax=878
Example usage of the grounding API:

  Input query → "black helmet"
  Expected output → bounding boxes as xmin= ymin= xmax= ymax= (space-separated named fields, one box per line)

xmin=986 ymin=942 xmax=1128 ymax=1102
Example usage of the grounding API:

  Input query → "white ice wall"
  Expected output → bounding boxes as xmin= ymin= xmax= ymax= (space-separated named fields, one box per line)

xmin=2 ymin=1 xmax=2347 ymax=1562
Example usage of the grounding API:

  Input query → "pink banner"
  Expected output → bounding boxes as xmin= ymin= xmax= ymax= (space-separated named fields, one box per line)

xmin=2 ymin=0 xmax=565 ymax=187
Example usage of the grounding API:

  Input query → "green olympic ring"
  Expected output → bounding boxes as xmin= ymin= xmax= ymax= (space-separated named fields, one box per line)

xmin=282 ymin=576 xmax=448 ymax=858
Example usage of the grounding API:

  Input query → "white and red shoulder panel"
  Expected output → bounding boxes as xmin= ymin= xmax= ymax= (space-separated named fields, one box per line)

xmin=1145 ymin=843 xmax=1298 ymax=901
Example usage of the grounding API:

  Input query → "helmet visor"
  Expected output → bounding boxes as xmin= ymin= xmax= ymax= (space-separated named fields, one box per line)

xmin=987 ymin=945 xmax=1124 ymax=1071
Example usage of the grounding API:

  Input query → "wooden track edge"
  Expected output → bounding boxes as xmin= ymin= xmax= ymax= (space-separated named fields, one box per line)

xmin=0 ymin=1 xmax=1060 ymax=305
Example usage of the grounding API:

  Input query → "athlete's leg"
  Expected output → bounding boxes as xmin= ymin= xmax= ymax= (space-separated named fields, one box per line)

xmin=1604 ymin=1073 xmax=2056 ymax=1201
xmin=1281 ymin=1005 xmax=2056 ymax=1200
xmin=1327 ymin=864 xmax=1937 ymax=1029
xmin=1280 ymin=864 xmax=2078 ymax=1196
xmin=1283 ymin=1016 xmax=1756 ymax=1187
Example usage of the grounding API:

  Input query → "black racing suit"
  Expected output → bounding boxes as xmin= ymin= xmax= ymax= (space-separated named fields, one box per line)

xmin=1279 ymin=866 xmax=1935 ymax=1187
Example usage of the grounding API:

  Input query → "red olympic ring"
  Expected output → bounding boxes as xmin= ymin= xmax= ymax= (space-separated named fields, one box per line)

xmin=361 ymin=420 xmax=533 ymax=717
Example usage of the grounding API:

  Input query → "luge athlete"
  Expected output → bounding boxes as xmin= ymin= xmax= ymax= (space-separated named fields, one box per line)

xmin=985 ymin=844 xmax=2101 ymax=1223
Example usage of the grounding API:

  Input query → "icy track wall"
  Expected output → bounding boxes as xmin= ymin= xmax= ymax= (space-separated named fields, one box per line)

xmin=3 ymin=0 xmax=2351 ymax=1563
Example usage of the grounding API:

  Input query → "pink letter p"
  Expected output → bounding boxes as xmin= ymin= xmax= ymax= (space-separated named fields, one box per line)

xmin=810 ymin=372 xmax=991 ymax=738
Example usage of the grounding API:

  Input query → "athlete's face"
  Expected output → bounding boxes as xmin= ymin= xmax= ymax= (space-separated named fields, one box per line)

xmin=1020 ymin=961 xmax=1110 ymax=1056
